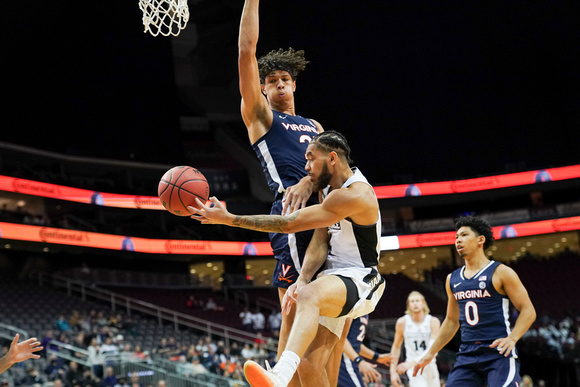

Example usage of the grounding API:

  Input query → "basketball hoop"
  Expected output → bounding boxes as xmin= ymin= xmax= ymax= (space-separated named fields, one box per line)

xmin=139 ymin=0 xmax=190 ymax=37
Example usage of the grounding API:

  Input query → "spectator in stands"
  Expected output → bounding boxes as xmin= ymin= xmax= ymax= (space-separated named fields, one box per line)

xmin=88 ymin=338 xmax=105 ymax=378
xmin=56 ymin=314 xmax=72 ymax=332
xmin=153 ymin=338 xmax=171 ymax=358
xmin=252 ymin=308 xmax=266 ymax=334
xmin=268 ymin=310 xmax=282 ymax=338
xmin=133 ymin=345 xmax=147 ymax=362
xmin=204 ymin=297 xmax=224 ymax=312
xmin=239 ymin=307 xmax=254 ymax=332
xmin=186 ymin=295 xmax=202 ymax=309
xmin=53 ymin=379 xmax=64 ymax=387
xmin=114 ymin=377 xmax=130 ymax=387
xmin=99 ymin=336 xmax=119 ymax=364
xmin=65 ymin=361 xmax=85 ymax=387
xmin=165 ymin=337 xmax=179 ymax=358
xmin=40 ymin=329 xmax=56 ymax=357
xmin=108 ymin=314 xmax=125 ymax=333
xmin=69 ymin=310 xmax=82 ymax=332
xmin=130 ymin=372 xmax=142 ymax=387
xmin=18 ymin=364 xmax=45 ymax=386
xmin=200 ymin=344 xmax=218 ymax=374
xmin=176 ymin=355 xmax=194 ymax=377
xmin=241 ymin=343 xmax=256 ymax=360
xmin=0 ymin=334 xmax=42 ymax=375
xmin=102 ymin=366 xmax=118 ymax=387
xmin=190 ymin=356 xmax=209 ymax=376
xmin=157 ymin=381 xmax=166 ymax=387
xmin=44 ymin=354 xmax=66 ymax=381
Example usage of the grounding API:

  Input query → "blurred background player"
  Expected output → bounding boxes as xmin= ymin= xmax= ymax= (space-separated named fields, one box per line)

xmin=390 ymin=291 xmax=441 ymax=387
xmin=338 ymin=315 xmax=393 ymax=387
xmin=238 ymin=0 xmax=323 ymax=385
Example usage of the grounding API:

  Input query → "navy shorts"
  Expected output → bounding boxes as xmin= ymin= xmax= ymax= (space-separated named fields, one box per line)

xmin=338 ymin=354 xmax=365 ymax=387
xmin=269 ymin=198 xmax=317 ymax=288
xmin=447 ymin=343 xmax=521 ymax=387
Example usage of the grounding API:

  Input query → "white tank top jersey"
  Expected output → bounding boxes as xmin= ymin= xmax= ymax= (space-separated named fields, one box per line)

xmin=403 ymin=314 xmax=435 ymax=362
xmin=321 ymin=168 xmax=381 ymax=271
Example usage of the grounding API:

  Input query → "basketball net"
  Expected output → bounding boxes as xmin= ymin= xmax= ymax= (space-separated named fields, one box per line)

xmin=139 ymin=0 xmax=190 ymax=37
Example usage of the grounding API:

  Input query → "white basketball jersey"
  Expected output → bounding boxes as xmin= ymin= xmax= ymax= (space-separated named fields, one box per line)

xmin=403 ymin=314 xmax=434 ymax=362
xmin=322 ymin=168 xmax=381 ymax=271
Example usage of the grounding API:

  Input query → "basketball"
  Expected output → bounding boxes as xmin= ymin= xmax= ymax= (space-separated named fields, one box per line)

xmin=158 ymin=166 xmax=210 ymax=216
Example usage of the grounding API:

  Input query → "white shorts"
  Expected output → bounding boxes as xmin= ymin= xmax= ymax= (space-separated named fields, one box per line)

xmin=318 ymin=267 xmax=385 ymax=337
xmin=406 ymin=361 xmax=440 ymax=387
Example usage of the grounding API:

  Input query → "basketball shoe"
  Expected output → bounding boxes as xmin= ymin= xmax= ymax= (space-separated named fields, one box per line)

xmin=243 ymin=360 xmax=283 ymax=387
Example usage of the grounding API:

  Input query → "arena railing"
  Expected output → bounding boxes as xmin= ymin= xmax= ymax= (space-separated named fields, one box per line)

xmin=34 ymin=272 xmax=278 ymax=354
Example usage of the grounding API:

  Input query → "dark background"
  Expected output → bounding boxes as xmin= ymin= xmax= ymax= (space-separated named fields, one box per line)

xmin=2 ymin=1 xmax=579 ymax=186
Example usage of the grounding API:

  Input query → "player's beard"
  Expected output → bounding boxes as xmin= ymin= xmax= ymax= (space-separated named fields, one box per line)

xmin=313 ymin=162 xmax=332 ymax=192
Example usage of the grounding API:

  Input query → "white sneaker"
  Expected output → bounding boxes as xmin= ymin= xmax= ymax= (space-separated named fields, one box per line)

xmin=243 ymin=360 xmax=283 ymax=387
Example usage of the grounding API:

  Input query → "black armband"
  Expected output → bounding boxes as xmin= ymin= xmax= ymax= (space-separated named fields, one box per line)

xmin=354 ymin=356 xmax=363 ymax=365
xmin=372 ymin=352 xmax=379 ymax=362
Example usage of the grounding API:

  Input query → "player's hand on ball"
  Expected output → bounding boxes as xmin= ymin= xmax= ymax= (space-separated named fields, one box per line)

xmin=189 ymin=197 xmax=229 ymax=225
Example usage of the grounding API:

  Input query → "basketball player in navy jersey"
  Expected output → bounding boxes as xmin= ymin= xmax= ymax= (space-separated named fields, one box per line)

xmin=238 ymin=0 xmax=329 ymax=385
xmin=190 ymin=131 xmax=385 ymax=387
xmin=338 ymin=316 xmax=393 ymax=387
xmin=413 ymin=216 xmax=536 ymax=387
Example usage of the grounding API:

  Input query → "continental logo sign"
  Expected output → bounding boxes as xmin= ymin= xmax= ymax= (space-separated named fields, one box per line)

xmin=12 ymin=179 xmax=60 ymax=196
xmin=164 ymin=240 xmax=212 ymax=254
xmin=134 ymin=196 xmax=163 ymax=209
xmin=39 ymin=228 xmax=89 ymax=243
xmin=415 ymin=232 xmax=455 ymax=247
xmin=449 ymin=176 xmax=500 ymax=193
xmin=552 ymin=217 xmax=580 ymax=232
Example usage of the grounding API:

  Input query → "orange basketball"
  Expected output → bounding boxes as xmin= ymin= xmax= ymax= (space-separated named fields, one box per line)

xmin=158 ymin=166 xmax=210 ymax=216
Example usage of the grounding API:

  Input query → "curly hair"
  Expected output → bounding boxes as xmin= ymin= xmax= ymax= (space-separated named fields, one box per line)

xmin=454 ymin=215 xmax=495 ymax=250
xmin=257 ymin=48 xmax=309 ymax=84
xmin=311 ymin=131 xmax=353 ymax=165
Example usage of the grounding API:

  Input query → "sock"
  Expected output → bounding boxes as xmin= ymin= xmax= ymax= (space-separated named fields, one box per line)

xmin=273 ymin=350 xmax=300 ymax=385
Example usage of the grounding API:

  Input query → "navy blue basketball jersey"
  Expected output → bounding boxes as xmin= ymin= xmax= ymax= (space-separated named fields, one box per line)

xmin=450 ymin=260 xmax=512 ymax=344
xmin=252 ymin=110 xmax=319 ymax=199
xmin=338 ymin=315 xmax=369 ymax=387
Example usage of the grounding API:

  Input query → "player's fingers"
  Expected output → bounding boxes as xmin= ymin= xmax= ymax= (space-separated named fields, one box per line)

xmin=489 ymin=339 xmax=500 ymax=348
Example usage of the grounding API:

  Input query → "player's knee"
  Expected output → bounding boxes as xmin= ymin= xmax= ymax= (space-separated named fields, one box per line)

xmin=295 ymin=285 xmax=319 ymax=306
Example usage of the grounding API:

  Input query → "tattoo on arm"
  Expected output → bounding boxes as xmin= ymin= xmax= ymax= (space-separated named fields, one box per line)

xmin=232 ymin=212 xmax=299 ymax=233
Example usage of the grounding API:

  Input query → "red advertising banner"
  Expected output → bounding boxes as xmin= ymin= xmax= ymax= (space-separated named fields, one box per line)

xmin=393 ymin=216 xmax=580 ymax=250
xmin=373 ymin=164 xmax=580 ymax=199
xmin=2 ymin=217 xmax=580 ymax=254
xmin=0 ymin=222 xmax=272 ymax=256
xmin=0 ymin=176 xmax=222 ymax=210
xmin=1 ymin=164 xmax=579 ymax=207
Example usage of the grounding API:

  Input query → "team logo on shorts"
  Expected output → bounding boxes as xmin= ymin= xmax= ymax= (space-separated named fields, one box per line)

xmin=278 ymin=264 xmax=295 ymax=283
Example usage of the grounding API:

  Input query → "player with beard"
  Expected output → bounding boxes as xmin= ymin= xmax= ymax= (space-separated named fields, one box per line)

xmin=190 ymin=131 xmax=385 ymax=387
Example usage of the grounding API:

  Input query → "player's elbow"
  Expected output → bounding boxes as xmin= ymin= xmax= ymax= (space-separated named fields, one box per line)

xmin=238 ymin=42 xmax=256 ymax=58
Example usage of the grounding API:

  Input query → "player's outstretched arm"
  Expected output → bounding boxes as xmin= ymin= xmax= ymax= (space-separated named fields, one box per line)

xmin=489 ymin=265 xmax=536 ymax=357
xmin=413 ymin=275 xmax=459 ymax=377
xmin=238 ymin=0 xmax=271 ymax=143
xmin=0 ymin=334 xmax=42 ymax=374
xmin=190 ymin=189 xmax=356 ymax=234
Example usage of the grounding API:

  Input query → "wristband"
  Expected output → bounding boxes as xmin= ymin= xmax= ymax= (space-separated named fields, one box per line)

xmin=372 ymin=352 xmax=379 ymax=362
xmin=354 ymin=356 xmax=363 ymax=365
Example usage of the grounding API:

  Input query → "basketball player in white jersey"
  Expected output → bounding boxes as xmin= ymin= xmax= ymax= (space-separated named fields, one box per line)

xmin=190 ymin=131 xmax=385 ymax=387
xmin=390 ymin=291 xmax=441 ymax=387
